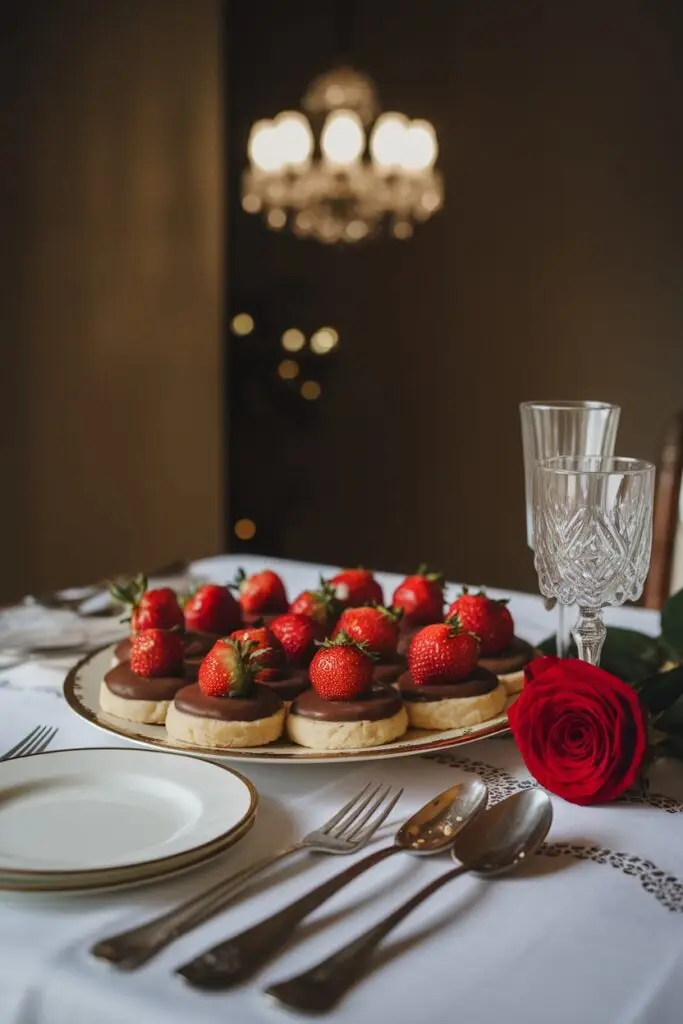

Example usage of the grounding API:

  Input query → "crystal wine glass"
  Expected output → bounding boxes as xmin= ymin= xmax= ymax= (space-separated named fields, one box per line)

xmin=520 ymin=400 xmax=620 ymax=655
xmin=533 ymin=456 xmax=655 ymax=666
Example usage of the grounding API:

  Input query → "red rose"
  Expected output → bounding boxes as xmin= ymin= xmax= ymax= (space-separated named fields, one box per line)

xmin=508 ymin=657 xmax=648 ymax=805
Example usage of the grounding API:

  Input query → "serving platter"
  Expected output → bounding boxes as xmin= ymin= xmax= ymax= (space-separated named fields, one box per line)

xmin=64 ymin=644 xmax=512 ymax=765
xmin=0 ymin=747 xmax=257 ymax=892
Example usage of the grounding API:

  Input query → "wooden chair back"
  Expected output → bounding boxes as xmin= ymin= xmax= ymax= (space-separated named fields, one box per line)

xmin=643 ymin=412 xmax=683 ymax=608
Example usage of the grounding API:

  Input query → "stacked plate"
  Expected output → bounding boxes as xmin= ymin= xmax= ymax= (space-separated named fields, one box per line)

xmin=0 ymin=748 xmax=257 ymax=893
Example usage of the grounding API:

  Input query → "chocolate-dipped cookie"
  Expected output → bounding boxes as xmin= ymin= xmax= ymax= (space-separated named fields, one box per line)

xmin=479 ymin=636 xmax=538 ymax=694
xmin=111 ymin=636 xmax=132 ymax=666
xmin=166 ymin=637 xmax=284 ymax=748
xmin=447 ymin=589 xmax=537 ymax=694
xmin=228 ymin=624 xmax=310 ymax=706
xmin=286 ymin=635 xmax=408 ymax=750
xmin=99 ymin=628 xmax=187 ymax=724
xmin=333 ymin=606 xmax=407 ymax=686
xmin=372 ymin=651 xmax=407 ymax=686
xmin=401 ymin=620 xmax=506 ymax=730
xmin=399 ymin=667 xmax=506 ymax=729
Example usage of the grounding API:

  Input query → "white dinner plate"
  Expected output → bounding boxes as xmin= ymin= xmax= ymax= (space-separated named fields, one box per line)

xmin=0 ymin=747 xmax=257 ymax=892
xmin=64 ymin=644 xmax=512 ymax=765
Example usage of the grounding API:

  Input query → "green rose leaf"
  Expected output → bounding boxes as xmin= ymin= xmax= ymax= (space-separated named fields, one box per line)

xmin=538 ymin=627 xmax=675 ymax=684
xmin=654 ymin=694 xmax=683 ymax=737
xmin=652 ymin=734 xmax=683 ymax=760
xmin=661 ymin=588 xmax=683 ymax=658
xmin=634 ymin=665 xmax=683 ymax=714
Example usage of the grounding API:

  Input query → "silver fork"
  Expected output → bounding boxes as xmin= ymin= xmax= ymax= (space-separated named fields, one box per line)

xmin=1 ymin=725 xmax=59 ymax=760
xmin=91 ymin=782 xmax=402 ymax=971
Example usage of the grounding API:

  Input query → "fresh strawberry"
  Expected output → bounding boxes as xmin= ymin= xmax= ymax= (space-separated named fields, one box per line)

xmin=309 ymin=632 xmax=375 ymax=701
xmin=110 ymin=574 xmax=184 ymax=633
xmin=198 ymin=637 xmax=264 ymax=698
xmin=408 ymin=616 xmax=480 ymax=685
xmin=269 ymin=613 xmax=323 ymax=666
xmin=289 ymin=577 xmax=340 ymax=630
xmin=329 ymin=568 xmax=384 ymax=609
xmin=447 ymin=588 xmax=514 ymax=656
xmin=184 ymin=584 xmax=242 ymax=635
xmin=334 ymin=605 xmax=401 ymax=659
xmin=232 ymin=568 xmax=288 ymax=615
xmin=129 ymin=628 xmax=184 ymax=678
xmin=392 ymin=565 xmax=444 ymax=626
xmin=230 ymin=625 xmax=285 ymax=681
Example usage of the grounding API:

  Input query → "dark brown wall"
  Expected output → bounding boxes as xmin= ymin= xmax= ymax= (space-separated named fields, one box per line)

xmin=0 ymin=0 xmax=225 ymax=601
xmin=229 ymin=0 xmax=683 ymax=590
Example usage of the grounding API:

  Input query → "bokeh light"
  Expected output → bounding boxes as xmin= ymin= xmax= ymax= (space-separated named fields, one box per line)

xmin=267 ymin=209 xmax=286 ymax=229
xmin=234 ymin=518 xmax=257 ymax=541
xmin=278 ymin=359 xmax=300 ymax=379
xmin=310 ymin=328 xmax=339 ymax=355
xmin=281 ymin=328 xmax=306 ymax=352
xmin=231 ymin=313 xmax=254 ymax=336
xmin=320 ymin=110 xmax=365 ymax=166
xmin=370 ymin=112 xmax=409 ymax=172
xmin=300 ymin=380 xmax=322 ymax=400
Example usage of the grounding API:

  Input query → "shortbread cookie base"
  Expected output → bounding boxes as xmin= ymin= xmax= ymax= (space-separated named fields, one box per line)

xmin=404 ymin=683 xmax=506 ymax=731
xmin=499 ymin=669 xmax=524 ymax=695
xmin=99 ymin=681 xmax=171 ymax=725
xmin=165 ymin=702 xmax=285 ymax=748
xmin=497 ymin=648 xmax=542 ymax=695
xmin=286 ymin=707 xmax=408 ymax=750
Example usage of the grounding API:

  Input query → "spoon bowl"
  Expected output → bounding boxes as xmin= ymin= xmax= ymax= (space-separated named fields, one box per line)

xmin=175 ymin=779 xmax=488 ymax=990
xmin=451 ymin=788 xmax=553 ymax=876
xmin=265 ymin=788 xmax=554 ymax=1014
xmin=395 ymin=778 xmax=488 ymax=854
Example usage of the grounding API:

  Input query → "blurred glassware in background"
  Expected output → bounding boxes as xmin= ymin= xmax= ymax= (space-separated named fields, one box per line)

xmin=520 ymin=400 xmax=621 ymax=656
xmin=241 ymin=66 xmax=443 ymax=244
xmin=533 ymin=457 xmax=654 ymax=666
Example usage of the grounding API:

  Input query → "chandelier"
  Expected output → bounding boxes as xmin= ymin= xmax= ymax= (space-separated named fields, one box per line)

xmin=241 ymin=67 xmax=443 ymax=244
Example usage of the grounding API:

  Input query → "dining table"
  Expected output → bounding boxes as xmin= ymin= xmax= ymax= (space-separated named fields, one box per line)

xmin=1 ymin=553 xmax=682 ymax=1024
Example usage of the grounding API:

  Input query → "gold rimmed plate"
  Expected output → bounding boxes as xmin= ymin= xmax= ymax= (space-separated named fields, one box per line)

xmin=0 ymin=747 xmax=257 ymax=892
xmin=64 ymin=644 xmax=512 ymax=765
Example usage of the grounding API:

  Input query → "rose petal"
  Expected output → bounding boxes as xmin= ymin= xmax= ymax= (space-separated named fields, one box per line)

xmin=508 ymin=658 xmax=648 ymax=805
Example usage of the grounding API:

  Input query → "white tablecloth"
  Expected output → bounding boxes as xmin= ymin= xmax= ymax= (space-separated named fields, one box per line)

xmin=1 ymin=555 xmax=682 ymax=1024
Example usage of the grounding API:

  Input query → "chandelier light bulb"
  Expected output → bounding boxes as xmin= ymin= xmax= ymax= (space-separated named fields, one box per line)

xmin=248 ymin=120 xmax=286 ymax=174
xmin=242 ymin=70 xmax=444 ymax=241
xmin=320 ymin=110 xmax=365 ymax=166
xmin=274 ymin=111 xmax=314 ymax=169
xmin=370 ymin=112 xmax=409 ymax=172
xmin=400 ymin=119 xmax=438 ymax=173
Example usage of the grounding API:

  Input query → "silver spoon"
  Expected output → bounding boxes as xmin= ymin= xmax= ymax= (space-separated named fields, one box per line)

xmin=266 ymin=788 xmax=553 ymax=1014
xmin=177 ymin=779 xmax=488 ymax=990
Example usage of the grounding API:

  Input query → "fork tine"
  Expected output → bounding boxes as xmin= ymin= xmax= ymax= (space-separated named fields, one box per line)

xmin=319 ymin=783 xmax=372 ymax=834
xmin=330 ymin=783 xmax=384 ymax=838
xmin=29 ymin=727 xmax=58 ymax=756
xmin=350 ymin=786 xmax=403 ymax=843
xmin=343 ymin=784 xmax=395 ymax=841
xmin=22 ymin=726 xmax=51 ymax=757
xmin=1 ymin=725 xmax=42 ymax=761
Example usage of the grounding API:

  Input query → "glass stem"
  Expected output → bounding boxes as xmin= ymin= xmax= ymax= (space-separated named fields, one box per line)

xmin=572 ymin=606 xmax=606 ymax=666
xmin=556 ymin=603 xmax=572 ymax=658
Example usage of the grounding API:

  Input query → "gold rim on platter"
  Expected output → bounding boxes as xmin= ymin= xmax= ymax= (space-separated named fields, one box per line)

xmin=64 ymin=644 xmax=512 ymax=763
xmin=0 ymin=746 xmax=258 ymax=892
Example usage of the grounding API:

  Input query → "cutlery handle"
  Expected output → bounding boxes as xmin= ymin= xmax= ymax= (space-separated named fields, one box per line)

xmin=266 ymin=863 xmax=468 ymax=1014
xmin=178 ymin=844 xmax=397 ymax=989
xmin=91 ymin=845 xmax=298 ymax=970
